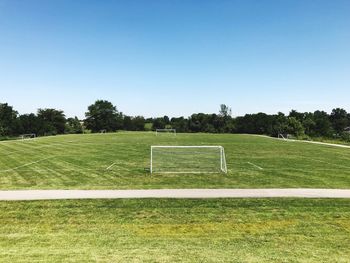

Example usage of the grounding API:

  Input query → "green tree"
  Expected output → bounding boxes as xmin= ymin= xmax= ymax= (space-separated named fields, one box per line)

xmin=189 ymin=113 xmax=209 ymax=132
xmin=18 ymin=113 xmax=40 ymax=135
xmin=289 ymin=110 xmax=305 ymax=122
xmin=163 ymin=116 xmax=170 ymax=125
xmin=123 ymin=116 xmax=133 ymax=130
xmin=122 ymin=116 xmax=145 ymax=131
xmin=271 ymin=112 xmax=288 ymax=136
xmin=302 ymin=116 xmax=316 ymax=136
xmin=330 ymin=108 xmax=348 ymax=135
xmin=84 ymin=100 xmax=123 ymax=132
xmin=0 ymin=103 xmax=18 ymax=136
xmin=218 ymin=105 xmax=234 ymax=133
xmin=219 ymin=104 xmax=232 ymax=117
xmin=312 ymin=111 xmax=332 ymax=137
xmin=286 ymin=117 xmax=305 ymax=137
xmin=132 ymin=116 xmax=145 ymax=131
xmin=152 ymin=117 xmax=166 ymax=130
xmin=65 ymin=117 xmax=83 ymax=134
xmin=170 ymin=117 xmax=188 ymax=132
xmin=37 ymin=109 xmax=66 ymax=135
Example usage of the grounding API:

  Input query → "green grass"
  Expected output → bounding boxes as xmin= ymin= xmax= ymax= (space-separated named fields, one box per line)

xmin=0 ymin=198 xmax=349 ymax=262
xmin=1 ymin=132 xmax=350 ymax=189
xmin=1 ymin=133 xmax=350 ymax=262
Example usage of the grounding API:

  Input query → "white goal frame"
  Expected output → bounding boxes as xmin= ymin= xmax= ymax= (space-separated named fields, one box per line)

xmin=150 ymin=145 xmax=227 ymax=174
xmin=20 ymin=133 xmax=36 ymax=140
xmin=100 ymin=129 xmax=107 ymax=134
xmin=155 ymin=129 xmax=176 ymax=136
xmin=278 ymin=133 xmax=294 ymax=140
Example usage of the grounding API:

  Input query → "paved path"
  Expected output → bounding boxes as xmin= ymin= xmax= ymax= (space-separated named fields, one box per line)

xmin=1 ymin=189 xmax=350 ymax=200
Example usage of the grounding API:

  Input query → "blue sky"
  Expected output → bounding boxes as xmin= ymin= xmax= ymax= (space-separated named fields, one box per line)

xmin=0 ymin=0 xmax=349 ymax=118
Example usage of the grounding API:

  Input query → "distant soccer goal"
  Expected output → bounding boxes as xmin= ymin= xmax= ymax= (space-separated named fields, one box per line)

xmin=100 ymin=129 xmax=107 ymax=134
xmin=278 ymin=133 xmax=294 ymax=140
xmin=20 ymin=133 xmax=36 ymax=140
xmin=150 ymin=146 xmax=227 ymax=174
xmin=155 ymin=129 xmax=176 ymax=136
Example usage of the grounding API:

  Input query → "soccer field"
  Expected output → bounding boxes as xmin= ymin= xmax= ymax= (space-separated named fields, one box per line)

xmin=1 ymin=132 xmax=350 ymax=262
xmin=1 ymin=132 xmax=350 ymax=189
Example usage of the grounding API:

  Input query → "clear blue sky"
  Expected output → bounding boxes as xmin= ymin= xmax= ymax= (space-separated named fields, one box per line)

xmin=0 ymin=0 xmax=349 ymax=118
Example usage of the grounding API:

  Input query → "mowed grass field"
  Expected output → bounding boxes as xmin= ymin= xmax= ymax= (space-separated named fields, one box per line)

xmin=0 ymin=199 xmax=349 ymax=262
xmin=0 ymin=132 xmax=350 ymax=189
xmin=1 ymin=132 xmax=350 ymax=262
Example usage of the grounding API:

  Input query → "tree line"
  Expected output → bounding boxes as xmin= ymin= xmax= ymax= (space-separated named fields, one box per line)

xmin=1 ymin=100 xmax=349 ymax=141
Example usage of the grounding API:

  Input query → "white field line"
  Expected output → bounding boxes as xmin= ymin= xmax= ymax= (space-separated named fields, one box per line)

xmin=247 ymin=162 xmax=263 ymax=170
xmin=151 ymin=145 xmax=223 ymax=148
xmin=298 ymin=140 xmax=350 ymax=149
xmin=105 ymin=160 xmax=133 ymax=171
xmin=0 ymin=142 xmax=71 ymax=156
xmin=1 ymin=147 xmax=59 ymax=157
xmin=309 ymin=158 xmax=350 ymax=170
xmin=106 ymin=162 xmax=116 ymax=170
xmin=108 ymin=162 xmax=131 ymax=171
xmin=0 ymin=139 xmax=40 ymax=146
xmin=152 ymin=171 xmax=222 ymax=174
xmin=58 ymin=159 xmax=89 ymax=169
xmin=256 ymin=134 xmax=350 ymax=149
xmin=1 ymin=151 xmax=26 ymax=157
xmin=2 ymin=157 xmax=53 ymax=172
xmin=0 ymin=168 xmax=110 ymax=173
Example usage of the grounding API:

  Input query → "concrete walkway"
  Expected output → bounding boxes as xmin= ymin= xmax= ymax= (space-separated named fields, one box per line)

xmin=1 ymin=189 xmax=350 ymax=200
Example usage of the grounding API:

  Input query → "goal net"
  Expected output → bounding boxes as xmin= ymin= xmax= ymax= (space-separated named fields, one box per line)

xmin=20 ymin=133 xmax=36 ymax=140
xmin=150 ymin=146 xmax=227 ymax=174
xmin=155 ymin=129 xmax=176 ymax=136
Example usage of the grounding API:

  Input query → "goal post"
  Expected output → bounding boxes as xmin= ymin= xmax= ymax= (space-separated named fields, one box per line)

xmin=155 ymin=129 xmax=176 ymax=136
xmin=278 ymin=133 xmax=286 ymax=140
xmin=150 ymin=145 xmax=227 ymax=174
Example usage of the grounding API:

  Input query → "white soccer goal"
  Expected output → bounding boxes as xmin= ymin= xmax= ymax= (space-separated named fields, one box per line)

xmin=20 ymin=133 xmax=36 ymax=140
xmin=150 ymin=146 xmax=227 ymax=174
xmin=278 ymin=133 xmax=294 ymax=140
xmin=155 ymin=129 xmax=176 ymax=136
xmin=100 ymin=129 xmax=107 ymax=134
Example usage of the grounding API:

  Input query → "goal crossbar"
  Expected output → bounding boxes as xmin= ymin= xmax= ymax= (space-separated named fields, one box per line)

xmin=151 ymin=145 xmax=222 ymax=148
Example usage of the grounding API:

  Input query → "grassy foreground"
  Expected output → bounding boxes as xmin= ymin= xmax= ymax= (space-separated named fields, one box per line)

xmin=0 ymin=198 xmax=349 ymax=262
xmin=1 ymin=132 xmax=350 ymax=189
